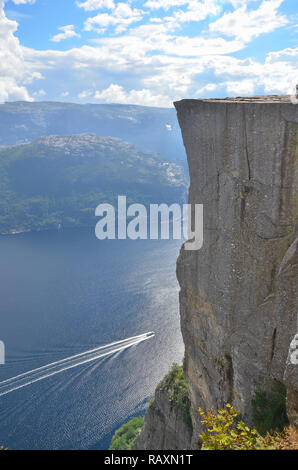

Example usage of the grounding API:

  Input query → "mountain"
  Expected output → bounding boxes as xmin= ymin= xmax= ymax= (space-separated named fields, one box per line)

xmin=0 ymin=134 xmax=188 ymax=234
xmin=0 ymin=102 xmax=185 ymax=160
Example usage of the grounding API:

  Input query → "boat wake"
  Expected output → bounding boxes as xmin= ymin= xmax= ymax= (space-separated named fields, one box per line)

xmin=0 ymin=332 xmax=155 ymax=397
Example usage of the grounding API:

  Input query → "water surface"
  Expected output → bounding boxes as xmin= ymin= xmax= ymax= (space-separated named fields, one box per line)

xmin=0 ymin=228 xmax=183 ymax=449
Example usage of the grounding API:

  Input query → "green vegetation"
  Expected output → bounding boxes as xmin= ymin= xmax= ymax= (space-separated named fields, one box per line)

xmin=148 ymin=397 xmax=155 ymax=409
xmin=199 ymin=404 xmax=261 ymax=450
xmin=199 ymin=404 xmax=297 ymax=450
xmin=157 ymin=363 xmax=192 ymax=428
xmin=109 ymin=417 xmax=144 ymax=450
xmin=0 ymin=134 xmax=187 ymax=234
xmin=252 ymin=380 xmax=289 ymax=435
xmin=224 ymin=354 xmax=232 ymax=362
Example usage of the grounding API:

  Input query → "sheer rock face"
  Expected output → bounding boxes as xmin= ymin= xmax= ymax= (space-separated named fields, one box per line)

xmin=174 ymin=97 xmax=298 ymax=445
xmin=133 ymin=389 xmax=192 ymax=450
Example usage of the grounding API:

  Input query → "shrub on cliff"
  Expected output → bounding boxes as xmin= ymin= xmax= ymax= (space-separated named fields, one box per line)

xmin=252 ymin=380 xmax=288 ymax=435
xmin=198 ymin=404 xmax=297 ymax=450
xmin=157 ymin=363 xmax=192 ymax=428
xmin=199 ymin=404 xmax=260 ymax=450
xmin=109 ymin=417 xmax=144 ymax=450
xmin=261 ymin=425 xmax=298 ymax=450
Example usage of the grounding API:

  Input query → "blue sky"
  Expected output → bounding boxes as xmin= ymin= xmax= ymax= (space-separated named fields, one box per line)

xmin=1 ymin=0 xmax=297 ymax=106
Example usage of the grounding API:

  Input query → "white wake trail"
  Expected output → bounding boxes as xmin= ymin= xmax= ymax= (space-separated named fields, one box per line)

xmin=0 ymin=332 xmax=155 ymax=397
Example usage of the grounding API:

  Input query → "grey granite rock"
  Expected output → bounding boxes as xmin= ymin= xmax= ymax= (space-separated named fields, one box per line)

xmin=135 ymin=96 xmax=298 ymax=449
xmin=174 ymin=96 xmax=298 ymax=445
xmin=133 ymin=388 xmax=192 ymax=450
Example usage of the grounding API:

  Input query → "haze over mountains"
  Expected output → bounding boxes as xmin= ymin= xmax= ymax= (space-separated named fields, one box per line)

xmin=0 ymin=102 xmax=188 ymax=234
xmin=0 ymin=102 xmax=185 ymax=161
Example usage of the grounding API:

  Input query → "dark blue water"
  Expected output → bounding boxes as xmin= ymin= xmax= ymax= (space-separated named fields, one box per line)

xmin=0 ymin=228 xmax=184 ymax=449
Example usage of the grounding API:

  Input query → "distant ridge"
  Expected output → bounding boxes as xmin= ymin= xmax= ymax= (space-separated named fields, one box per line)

xmin=0 ymin=133 xmax=187 ymax=234
xmin=0 ymin=101 xmax=185 ymax=160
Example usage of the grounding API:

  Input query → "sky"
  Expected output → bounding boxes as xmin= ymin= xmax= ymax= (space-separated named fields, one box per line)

xmin=0 ymin=0 xmax=297 ymax=107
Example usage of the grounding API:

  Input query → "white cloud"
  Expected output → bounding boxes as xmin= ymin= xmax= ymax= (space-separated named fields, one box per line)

xmin=94 ymin=84 xmax=172 ymax=107
xmin=11 ymin=0 xmax=36 ymax=4
xmin=225 ymin=79 xmax=256 ymax=95
xmin=33 ymin=89 xmax=46 ymax=97
xmin=206 ymin=46 xmax=298 ymax=95
xmin=84 ymin=3 xmax=144 ymax=33
xmin=78 ymin=89 xmax=93 ymax=99
xmin=23 ymin=27 xmax=297 ymax=104
xmin=0 ymin=0 xmax=39 ymax=101
xmin=168 ymin=0 xmax=220 ymax=24
xmin=1 ymin=0 xmax=295 ymax=104
xmin=266 ymin=45 xmax=298 ymax=62
xmin=158 ymin=35 xmax=244 ymax=56
xmin=209 ymin=0 xmax=288 ymax=42
xmin=196 ymin=83 xmax=217 ymax=94
xmin=227 ymin=0 xmax=258 ymax=6
xmin=262 ymin=46 xmax=298 ymax=93
xmin=77 ymin=0 xmax=115 ymax=11
xmin=90 ymin=22 xmax=244 ymax=60
xmin=51 ymin=25 xmax=80 ymax=43
xmin=144 ymin=0 xmax=220 ymax=29
xmin=145 ymin=0 xmax=190 ymax=9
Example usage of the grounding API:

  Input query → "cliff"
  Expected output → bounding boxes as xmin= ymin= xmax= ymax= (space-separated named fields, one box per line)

xmin=135 ymin=95 xmax=298 ymax=449
xmin=133 ymin=365 xmax=193 ymax=450
xmin=133 ymin=388 xmax=192 ymax=450
xmin=175 ymin=95 xmax=298 ymax=446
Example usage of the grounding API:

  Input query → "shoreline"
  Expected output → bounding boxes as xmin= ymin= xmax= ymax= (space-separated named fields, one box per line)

xmin=0 ymin=224 xmax=94 ymax=237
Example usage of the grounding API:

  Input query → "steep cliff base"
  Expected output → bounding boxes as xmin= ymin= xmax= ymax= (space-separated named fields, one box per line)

xmin=133 ymin=365 xmax=193 ymax=450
